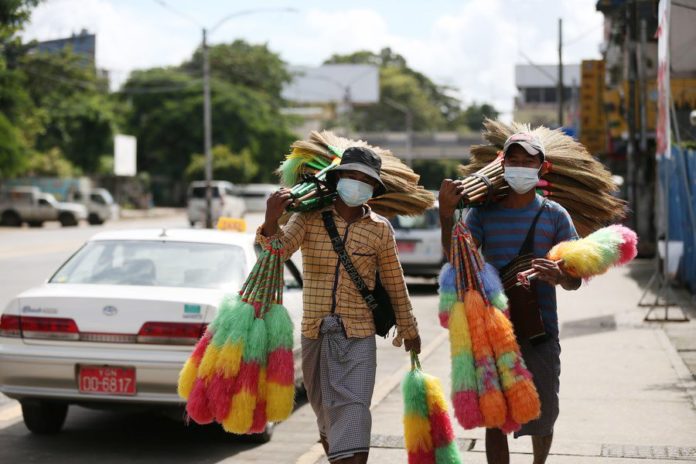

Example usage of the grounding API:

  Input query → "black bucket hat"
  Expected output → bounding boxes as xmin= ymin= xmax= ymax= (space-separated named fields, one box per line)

xmin=325 ymin=146 xmax=387 ymax=197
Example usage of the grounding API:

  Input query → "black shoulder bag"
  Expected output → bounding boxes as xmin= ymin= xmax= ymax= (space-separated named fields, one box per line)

xmin=321 ymin=211 xmax=396 ymax=337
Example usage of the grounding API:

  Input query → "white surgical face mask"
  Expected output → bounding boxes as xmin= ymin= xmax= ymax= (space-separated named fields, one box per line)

xmin=336 ymin=178 xmax=374 ymax=206
xmin=504 ymin=166 xmax=540 ymax=194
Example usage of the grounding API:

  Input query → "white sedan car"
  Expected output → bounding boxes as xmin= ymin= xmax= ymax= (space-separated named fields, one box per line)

xmin=0 ymin=229 xmax=303 ymax=440
xmin=391 ymin=204 xmax=445 ymax=278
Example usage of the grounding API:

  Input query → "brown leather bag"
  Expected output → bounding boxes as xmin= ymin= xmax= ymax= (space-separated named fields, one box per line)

xmin=498 ymin=200 xmax=548 ymax=343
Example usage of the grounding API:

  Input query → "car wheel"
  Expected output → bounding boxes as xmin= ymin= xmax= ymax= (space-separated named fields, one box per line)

xmin=1 ymin=210 xmax=22 ymax=227
xmin=59 ymin=213 xmax=78 ymax=227
xmin=88 ymin=213 xmax=104 ymax=225
xmin=245 ymin=422 xmax=274 ymax=443
xmin=21 ymin=400 xmax=69 ymax=434
xmin=27 ymin=221 xmax=44 ymax=228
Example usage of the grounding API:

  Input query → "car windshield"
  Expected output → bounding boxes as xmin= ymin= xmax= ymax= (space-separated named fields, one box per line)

xmin=50 ymin=240 xmax=246 ymax=290
xmin=390 ymin=208 xmax=440 ymax=230
xmin=190 ymin=186 xmax=220 ymax=199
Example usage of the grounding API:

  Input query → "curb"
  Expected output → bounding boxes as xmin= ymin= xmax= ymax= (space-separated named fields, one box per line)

xmin=295 ymin=331 xmax=450 ymax=464
xmin=0 ymin=401 xmax=22 ymax=430
xmin=655 ymin=328 xmax=696 ymax=410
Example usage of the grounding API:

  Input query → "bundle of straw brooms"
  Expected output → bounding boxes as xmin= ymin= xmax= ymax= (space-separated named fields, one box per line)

xmin=459 ymin=119 xmax=627 ymax=237
xmin=277 ymin=130 xmax=435 ymax=217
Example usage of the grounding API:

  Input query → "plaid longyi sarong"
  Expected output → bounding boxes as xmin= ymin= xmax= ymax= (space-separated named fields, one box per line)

xmin=301 ymin=314 xmax=377 ymax=461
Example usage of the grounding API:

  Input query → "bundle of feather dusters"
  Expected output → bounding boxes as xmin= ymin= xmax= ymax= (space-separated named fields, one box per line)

xmin=177 ymin=239 xmax=295 ymax=434
xmin=438 ymin=222 xmax=541 ymax=433
xmin=402 ymin=352 xmax=462 ymax=463
xmin=459 ymin=119 xmax=627 ymax=237
xmin=276 ymin=130 xmax=435 ymax=217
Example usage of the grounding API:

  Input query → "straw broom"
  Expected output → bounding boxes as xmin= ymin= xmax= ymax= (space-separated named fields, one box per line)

xmin=277 ymin=130 xmax=435 ymax=217
xmin=457 ymin=119 xmax=627 ymax=236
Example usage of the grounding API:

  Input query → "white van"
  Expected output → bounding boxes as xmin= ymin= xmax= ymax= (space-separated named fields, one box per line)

xmin=235 ymin=183 xmax=278 ymax=213
xmin=187 ymin=181 xmax=245 ymax=227
xmin=72 ymin=188 xmax=119 ymax=225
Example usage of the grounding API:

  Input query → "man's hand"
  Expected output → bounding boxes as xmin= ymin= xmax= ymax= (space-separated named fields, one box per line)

xmin=261 ymin=188 xmax=293 ymax=236
xmin=404 ymin=335 xmax=421 ymax=354
xmin=438 ymin=179 xmax=465 ymax=218
xmin=532 ymin=258 xmax=581 ymax=290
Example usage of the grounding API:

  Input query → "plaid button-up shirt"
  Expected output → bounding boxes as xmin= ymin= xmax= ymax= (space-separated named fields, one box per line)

xmin=256 ymin=205 xmax=418 ymax=340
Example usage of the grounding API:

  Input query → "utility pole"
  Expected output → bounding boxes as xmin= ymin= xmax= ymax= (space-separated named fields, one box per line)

xmin=626 ymin=0 xmax=638 ymax=231
xmin=384 ymin=98 xmax=413 ymax=166
xmin=202 ymin=28 xmax=213 ymax=229
xmin=557 ymin=18 xmax=564 ymax=127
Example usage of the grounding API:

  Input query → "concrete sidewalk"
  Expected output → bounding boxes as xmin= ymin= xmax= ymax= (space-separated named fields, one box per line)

xmin=313 ymin=263 xmax=696 ymax=463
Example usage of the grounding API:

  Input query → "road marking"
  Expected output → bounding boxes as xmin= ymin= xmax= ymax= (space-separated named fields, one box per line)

xmin=0 ymin=403 xmax=22 ymax=430
xmin=295 ymin=331 xmax=449 ymax=464
xmin=0 ymin=241 xmax=82 ymax=260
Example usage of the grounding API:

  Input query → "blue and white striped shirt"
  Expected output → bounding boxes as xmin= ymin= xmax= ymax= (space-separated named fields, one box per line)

xmin=465 ymin=195 xmax=578 ymax=337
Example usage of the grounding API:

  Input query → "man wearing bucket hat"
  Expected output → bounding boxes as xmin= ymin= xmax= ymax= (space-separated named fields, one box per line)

xmin=259 ymin=146 xmax=421 ymax=464
xmin=439 ymin=132 xmax=581 ymax=464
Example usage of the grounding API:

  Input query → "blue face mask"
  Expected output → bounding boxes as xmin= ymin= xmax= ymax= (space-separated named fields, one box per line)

xmin=336 ymin=178 xmax=374 ymax=207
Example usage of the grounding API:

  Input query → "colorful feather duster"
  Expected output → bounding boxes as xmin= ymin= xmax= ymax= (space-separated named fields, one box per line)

xmin=402 ymin=352 xmax=462 ymax=464
xmin=438 ymin=263 xmax=456 ymax=328
xmin=516 ymin=224 xmax=638 ymax=287
xmin=178 ymin=239 xmax=295 ymax=434
xmin=444 ymin=222 xmax=540 ymax=432
xmin=277 ymin=130 xmax=435 ymax=217
xmin=458 ymin=119 xmax=627 ymax=237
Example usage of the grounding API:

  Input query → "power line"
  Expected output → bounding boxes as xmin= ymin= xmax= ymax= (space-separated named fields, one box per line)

xmin=517 ymin=50 xmax=558 ymax=84
xmin=150 ymin=0 xmax=201 ymax=28
xmin=564 ymin=23 xmax=603 ymax=47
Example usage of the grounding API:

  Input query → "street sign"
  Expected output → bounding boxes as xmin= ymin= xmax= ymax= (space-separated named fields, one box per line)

xmin=114 ymin=134 xmax=137 ymax=176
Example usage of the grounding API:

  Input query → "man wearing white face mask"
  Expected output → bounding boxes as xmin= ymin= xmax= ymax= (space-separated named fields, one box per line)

xmin=258 ymin=146 xmax=421 ymax=464
xmin=439 ymin=132 xmax=581 ymax=464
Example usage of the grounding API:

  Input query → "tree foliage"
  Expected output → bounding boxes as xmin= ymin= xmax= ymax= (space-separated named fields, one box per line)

xmin=186 ymin=145 xmax=259 ymax=183
xmin=457 ymin=103 xmax=500 ymax=132
xmin=120 ymin=64 xmax=295 ymax=189
xmin=181 ymin=40 xmax=291 ymax=101
xmin=324 ymin=47 xmax=461 ymax=131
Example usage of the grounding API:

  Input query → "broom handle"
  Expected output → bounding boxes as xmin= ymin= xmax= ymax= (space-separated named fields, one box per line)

xmin=460 ymin=162 xmax=502 ymax=188
xmin=464 ymin=176 xmax=505 ymax=203
xmin=515 ymin=259 xmax=564 ymax=287
xmin=466 ymin=173 xmax=504 ymax=192
xmin=410 ymin=351 xmax=421 ymax=371
xmin=465 ymin=179 xmax=504 ymax=200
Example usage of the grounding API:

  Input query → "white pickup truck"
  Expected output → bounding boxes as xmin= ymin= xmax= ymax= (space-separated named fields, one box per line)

xmin=71 ymin=188 xmax=120 ymax=225
xmin=0 ymin=187 xmax=88 ymax=227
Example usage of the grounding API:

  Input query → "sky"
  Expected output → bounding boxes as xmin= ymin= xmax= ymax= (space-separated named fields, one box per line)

xmin=23 ymin=0 xmax=606 ymax=116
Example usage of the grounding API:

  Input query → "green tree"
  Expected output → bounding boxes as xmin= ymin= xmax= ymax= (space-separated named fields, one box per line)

xmin=457 ymin=103 xmax=500 ymax=131
xmin=0 ymin=113 xmax=26 ymax=177
xmin=412 ymin=159 xmax=462 ymax=190
xmin=25 ymin=147 xmax=82 ymax=177
xmin=185 ymin=145 xmax=259 ymax=183
xmin=325 ymin=48 xmax=462 ymax=131
xmin=0 ymin=0 xmax=41 ymax=175
xmin=120 ymin=62 xmax=294 ymax=190
xmin=19 ymin=49 xmax=118 ymax=173
xmin=181 ymin=40 xmax=291 ymax=100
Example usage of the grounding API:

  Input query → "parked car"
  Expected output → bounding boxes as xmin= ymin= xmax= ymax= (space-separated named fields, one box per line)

xmin=72 ymin=188 xmax=120 ymax=225
xmin=187 ymin=181 xmax=246 ymax=227
xmin=390 ymin=203 xmax=447 ymax=278
xmin=0 ymin=228 xmax=303 ymax=442
xmin=235 ymin=184 xmax=278 ymax=213
xmin=0 ymin=186 xmax=87 ymax=227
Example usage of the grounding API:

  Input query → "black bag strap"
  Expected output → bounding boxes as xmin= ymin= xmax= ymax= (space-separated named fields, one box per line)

xmin=321 ymin=211 xmax=380 ymax=312
xmin=517 ymin=198 xmax=548 ymax=255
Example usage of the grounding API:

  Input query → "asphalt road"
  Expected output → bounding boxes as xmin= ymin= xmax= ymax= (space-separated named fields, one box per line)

xmin=0 ymin=212 xmax=441 ymax=464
